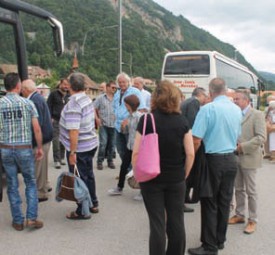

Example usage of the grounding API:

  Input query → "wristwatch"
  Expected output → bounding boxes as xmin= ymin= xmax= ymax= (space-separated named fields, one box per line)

xmin=70 ymin=150 xmax=76 ymax=155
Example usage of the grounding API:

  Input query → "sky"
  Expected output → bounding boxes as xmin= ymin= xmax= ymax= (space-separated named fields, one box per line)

xmin=154 ymin=0 xmax=275 ymax=74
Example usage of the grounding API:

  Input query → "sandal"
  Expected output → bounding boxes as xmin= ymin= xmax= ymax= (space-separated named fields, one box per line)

xmin=90 ymin=207 xmax=99 ymax=214
xmin=66 ymin=211 xmax=91 ymax=220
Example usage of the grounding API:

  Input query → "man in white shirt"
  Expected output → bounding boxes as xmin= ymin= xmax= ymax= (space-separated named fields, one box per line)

xmin=133 ymin=77 xmax=151 ymax=112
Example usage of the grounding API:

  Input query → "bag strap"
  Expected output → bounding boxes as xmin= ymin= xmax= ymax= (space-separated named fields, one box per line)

xmin=142 ymin=113 xmax=156 ymax=136
xmin=74 ymin=165 xmax=80 ymax=177
xmin=150 ymin=113 xmax=156 ymax=133
xmin=142 ymin=113 xmax=148 ymax=136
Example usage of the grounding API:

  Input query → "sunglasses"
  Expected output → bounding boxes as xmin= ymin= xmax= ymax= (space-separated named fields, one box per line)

xmin=111 ymin=87 xmax=117 ymax=90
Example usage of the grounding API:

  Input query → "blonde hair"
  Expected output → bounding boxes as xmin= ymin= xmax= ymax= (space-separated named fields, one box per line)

xmin=151 ymin=80 xmax=181 ymax=114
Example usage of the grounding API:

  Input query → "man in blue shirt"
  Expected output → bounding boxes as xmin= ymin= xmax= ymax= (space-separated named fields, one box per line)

xmin=112 ymin=72 xmax=145 ymax=161
xmin=188 ymin=78 xmax=242 ymax=255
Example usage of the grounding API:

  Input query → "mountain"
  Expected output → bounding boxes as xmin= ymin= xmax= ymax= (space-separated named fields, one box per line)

xmin=259 ymin=71 xmax=275 ymax=83
xmin=0 ymin=0 xmax=263 ymax=83
xmin=259 ymin=71 xmax=275 ymax=91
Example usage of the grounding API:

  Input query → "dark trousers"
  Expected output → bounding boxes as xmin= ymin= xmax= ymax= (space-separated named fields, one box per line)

xmin=200 ymin=154 xmax=237 ymax=251
xmin=118 ymin=148 xmax=132 ymax=189
xmin=52 ymin=120 xmax=65 ymax=162
xmin=115 ymin=130 xmax=128 ymax=161
xmin=140 ymin=181 xmax=186 ymax=255
xmin=67 ymin=148 xmax=98 ymax=215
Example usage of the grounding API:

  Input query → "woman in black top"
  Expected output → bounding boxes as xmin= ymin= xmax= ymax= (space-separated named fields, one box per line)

xmin=132 ymin=80 xmax=195 ymax=255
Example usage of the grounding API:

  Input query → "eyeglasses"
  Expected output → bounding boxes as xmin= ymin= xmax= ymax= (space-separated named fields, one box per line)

xmin=111 ymin=87 xmax=117 ymax=90
xmin=85 ymin=88 xmax=93 ymax=91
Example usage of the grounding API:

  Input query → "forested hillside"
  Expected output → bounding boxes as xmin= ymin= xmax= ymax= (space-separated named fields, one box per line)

xmin=0 ymin=0 xmax=260 ymax=84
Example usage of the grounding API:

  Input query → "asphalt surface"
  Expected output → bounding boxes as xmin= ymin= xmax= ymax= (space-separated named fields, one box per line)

xmin=0 ymin=151 xmax=274 ymax=255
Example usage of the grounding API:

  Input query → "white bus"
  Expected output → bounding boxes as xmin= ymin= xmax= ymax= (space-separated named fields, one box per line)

xmin=161 ymin=51 xmax=264 ymax=108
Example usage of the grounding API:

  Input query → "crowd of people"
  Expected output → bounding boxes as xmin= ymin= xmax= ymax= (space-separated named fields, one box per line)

xmin=0 ymin=71 xmax=268 ymax=255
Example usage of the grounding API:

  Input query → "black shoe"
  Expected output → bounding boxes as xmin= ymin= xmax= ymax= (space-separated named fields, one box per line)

xmin=217 ymin=243 xmax=224 ymax=250
xmin=184 ymin=204 xmax=194 ymax=213
xmin=188 ymin=246 xmax=217 ymax=255
xmin=108 ymin=161 xmax=116 ymax=169
xmin=38 ymin=197 xmax=48 ymax=203
xmin=97 ymin=163 xmax=103 ymax=170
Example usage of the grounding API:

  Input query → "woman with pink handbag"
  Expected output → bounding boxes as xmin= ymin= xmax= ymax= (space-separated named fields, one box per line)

xmin=132 ymin=80 xmax=195 ymax=255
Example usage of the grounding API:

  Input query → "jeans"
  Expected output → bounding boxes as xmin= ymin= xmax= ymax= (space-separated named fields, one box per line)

xmin=1 ymin=148 xmax=38 ymax=224
xmin=67 ymin=148 xmax=98 ymax=215
xmin=52 ymin=120 xmax=65 ymax=162
xmin=97 ymin=126 xmax=116 ymax=164
xmin=115 ymin=130 xmax=128 ymax=161
xmin=140 ymin=181 xmax=186 ymax=255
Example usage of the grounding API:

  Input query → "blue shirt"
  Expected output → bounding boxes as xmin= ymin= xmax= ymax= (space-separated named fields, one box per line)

xmin=113 ymin=86 xmax=145 ymax=132
xmin=192 ymin=95 xmax=242 ymax=154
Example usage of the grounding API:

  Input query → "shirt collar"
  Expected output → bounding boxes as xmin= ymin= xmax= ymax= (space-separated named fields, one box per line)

xmin=27 ymin=91 xmax=36 ymax=99
xmin=242 ymin=104 xmax=251 ymax=116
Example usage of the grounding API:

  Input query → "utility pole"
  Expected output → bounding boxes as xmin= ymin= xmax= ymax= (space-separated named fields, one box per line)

xmin=118 ymin=0 xmax=122 ymax=73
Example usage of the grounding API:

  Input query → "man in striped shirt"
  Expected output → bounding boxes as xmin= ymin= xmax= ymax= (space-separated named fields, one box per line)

xmin=59 ymin=72 xmax=99 ymax=219
xmin=0 ymin=72 xmax=44 ymax=231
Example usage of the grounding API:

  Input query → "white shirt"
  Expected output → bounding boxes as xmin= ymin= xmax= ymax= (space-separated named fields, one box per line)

xmin=141 ymin=89 xmax=151 ymax=111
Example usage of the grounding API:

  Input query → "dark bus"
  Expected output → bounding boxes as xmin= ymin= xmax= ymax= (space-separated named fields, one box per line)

xmin=0 ymin=0 xmax=64 ymax=88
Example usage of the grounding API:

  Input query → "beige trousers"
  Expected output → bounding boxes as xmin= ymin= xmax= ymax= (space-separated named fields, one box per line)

xmin=235 ymin=163 xmax=258 ymax=222
xmin=34 ymin=142 xmax=51 ymax=199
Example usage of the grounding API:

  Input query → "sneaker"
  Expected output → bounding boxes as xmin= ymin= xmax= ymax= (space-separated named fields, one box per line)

xmin=60 ymin=159 xmax=66 ymax=165
xmin=228 ymin=215 xmax=245 ymax=224
xmin=54 ymin=162 xmax=61 ymax=169
xmin=26 ymin=219 xmax=43 ymax=229
xmin=108 ymin=187 xmax=122 ymax=196
xmin=133 ymin=193 xmax=143 ymax=201
xmin=107 ymin=161 xmax=116 ymax=169
xmin=244 ymin=221 xmax=256 ymax=234
xmin=97 ymin=163 xmax=103 ymax=170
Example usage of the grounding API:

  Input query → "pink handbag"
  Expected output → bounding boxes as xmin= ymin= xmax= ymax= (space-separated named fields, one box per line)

xmin=134 ymin=113 xmax=160 ymax=182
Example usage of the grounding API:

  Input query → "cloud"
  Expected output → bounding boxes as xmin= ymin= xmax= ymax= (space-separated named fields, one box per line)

xmin=154 ymin=0 xmax=275 ymax=73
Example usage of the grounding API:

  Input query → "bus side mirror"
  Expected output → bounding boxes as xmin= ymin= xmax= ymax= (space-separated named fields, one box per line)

xmin=250 ymin=86 xmax=256 ymax=94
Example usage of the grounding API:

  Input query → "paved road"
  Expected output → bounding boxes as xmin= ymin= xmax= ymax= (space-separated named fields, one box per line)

xmin=0 ymin=152 xmax=274 ymax=255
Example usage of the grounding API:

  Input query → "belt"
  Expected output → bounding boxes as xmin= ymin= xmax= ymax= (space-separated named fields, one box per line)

xmin=206 ymin=152 xmax=234 ymax=157
xmin=0 ymin=144 xmax=32 ymax=149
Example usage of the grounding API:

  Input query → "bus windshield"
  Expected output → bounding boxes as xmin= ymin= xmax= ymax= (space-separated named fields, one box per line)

xmin=0 ymin=0 xmax=64 ymax=81
xmin=163 ymin=54 xmax=210 ymax=75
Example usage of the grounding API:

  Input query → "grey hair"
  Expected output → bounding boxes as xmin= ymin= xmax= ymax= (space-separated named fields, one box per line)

xmin=235 ymin=89 xmax=250 ymax=101
xmin=69 ymin=72 xmax=85 ymax=92
xmin=134 ymin=76 xmax=144 ymax=84
xmin=209 ymin=78 xmax=227 ymax=95
xmin=192 ymin=87 xmax=206 ymax=97
xmin=116 ymin=72 xmax=131 ymax=84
